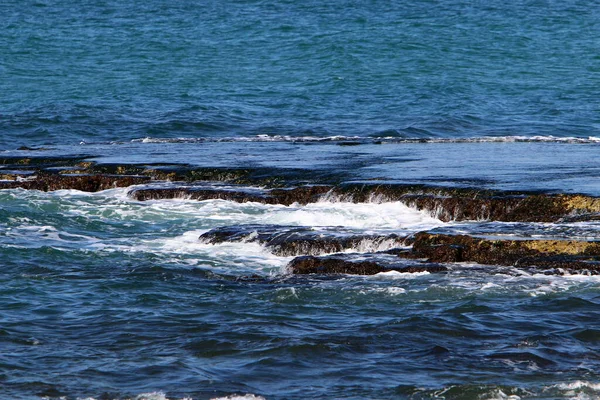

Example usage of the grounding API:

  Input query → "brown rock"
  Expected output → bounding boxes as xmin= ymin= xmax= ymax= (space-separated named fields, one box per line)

xmin=406 ymin=232 xmax=600 ymax=272
xmin=0 ymin=174 xmax=150 ymax=192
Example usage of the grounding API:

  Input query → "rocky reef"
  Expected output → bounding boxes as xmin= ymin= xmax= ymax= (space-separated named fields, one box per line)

xmin=4 ymin=155 xmax=600 ymax=276
xmin=405 ymin=232 xmax=600 ymax=273
xmin=199 ymin=225 xmax=406 ymax=257
xmin=283 ymin=232 xmax=600 ymax=275
xmin=3 ymin=156 xmax=600 ymax=223
xmin=287 ymin=255 xmax=448 ymax=275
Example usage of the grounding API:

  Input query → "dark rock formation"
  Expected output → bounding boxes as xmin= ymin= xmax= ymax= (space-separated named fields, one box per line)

xmin=288 ymin=255 xmax=448 ymax=275
xmin=131 ymin=185 xmax=333 ymax=205
xmin=3 ymin=156 xmax=600 ymax=225
xmin=0 ymin=174 xmax=150 ymax=192
xmin=199 ymin=225 xmax=406 ymax=256
xmin=406 ymin=232 xmax=600 ymax=273
xmin=330 ymin=183 xmax=600 ymax=223
xmin=130 ymin=187 xmax=272 ymax=202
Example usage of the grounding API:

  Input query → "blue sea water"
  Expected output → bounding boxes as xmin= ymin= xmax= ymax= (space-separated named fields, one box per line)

xmin=3 ymin=1 xmax=600 ymax=399
xmin=2 ymin=0 xmax=600 ymax=147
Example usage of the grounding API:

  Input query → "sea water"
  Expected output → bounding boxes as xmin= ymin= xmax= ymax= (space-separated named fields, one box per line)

xmin=2 ymin=0 xmax=600 ymax=399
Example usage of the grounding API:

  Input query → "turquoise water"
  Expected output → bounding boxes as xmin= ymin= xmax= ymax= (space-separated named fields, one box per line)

xmin=3 ymin=1 xmax=600 ymax=399
xmin=2 ymin=0 xmax=599 ymax=147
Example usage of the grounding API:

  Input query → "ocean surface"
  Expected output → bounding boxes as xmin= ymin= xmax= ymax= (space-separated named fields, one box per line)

xmin=2 ymin=1 xmax=600 ymax=399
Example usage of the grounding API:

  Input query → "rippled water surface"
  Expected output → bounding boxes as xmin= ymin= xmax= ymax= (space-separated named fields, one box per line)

xmin=3 ymin=0 xmax=600 ymax=399
xmin=1 ymin=185 xmax=600 ymax=399
xmin=2 ymin=0 xmax=600 ymax=147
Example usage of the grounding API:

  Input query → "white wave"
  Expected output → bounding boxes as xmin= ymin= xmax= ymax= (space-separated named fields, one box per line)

xmin=479 ymin=389 xmax=521 ymax=400
xmin=114 ymin=230 xmax=291 ymax=274
xmin=75 ymin=392 xmax=194 ymax=400
xmin=358 ymin=264 xmax=600 ymax=298
xmin=133 ymin=135 xmax=362 ymax=144
xmin=549 ymin=381 xmax=600 ymax=391
xmin=340 ymin=237 xmax=408 ymax=254
xmin=371 ymin=270 xmax=431 ymax=279
xmin=386 ymin=287 xmax=407 ymax=295
xmin=262 ymin=201 xmax=442 ymax=230
xmin=211 ymin=395 xmax=266 ymax=400
xmin=17 ymin=186 xmax=442 ymax=230
xmin=130 ymin=135 xmax=600 ymax=145
xmin=121 ymin=197 xmax=443 ymax=230
xmin=541 ymin=381 xmax=600 ymax=400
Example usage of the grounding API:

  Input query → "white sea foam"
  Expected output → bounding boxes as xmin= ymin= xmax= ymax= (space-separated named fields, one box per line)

xmin=371 ymin=270 xmax=431 ymax=279
xmin=358 ymin=264 xmax=600 ymax=298
xmin=131 ymin=135 xmax=600 ymax=145
xmin=8 ymin=187 xmax=600 ymax=287
xmin=73 ymin=392 xmax=194 ymax=400
xmin=210 ymin=394 xmax=266 ymax=400
xmin=541 ymin=381 xmax=600 ymax=400
xmin=479 ymin=389 xmax=522 ymax=400
xmin=386 ymin=287 xmax=407 ymax=295
xmin=40 ymin=189 xmax=443 ymax=231
xmin=550 ymin=381 xmax=600 ymax=391
xmin=261 ymin=201 xmax=442 ymax=230
xmin=134 ymin=135 xmax=362 ymax=144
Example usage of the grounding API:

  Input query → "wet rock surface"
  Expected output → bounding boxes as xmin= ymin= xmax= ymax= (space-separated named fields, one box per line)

xmin=0 ymin=173 xmax=150 ymax=191
xmin=130 ymin=185 xmax=332 ymax=205
xmin=405 ymin=232 xmax=600 ymax=274
xmin=288 ymin=255 xmax=448 ymax=275
xmin=199 ymin=225 xmax=406 ymax=257
xmin=284 ymin=233 xmax=600 ymax=276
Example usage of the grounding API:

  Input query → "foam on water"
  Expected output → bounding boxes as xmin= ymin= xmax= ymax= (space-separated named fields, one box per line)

xmin=542 ymin=381 xmax=600 ymax=400
xmin=72 ymin=392 xmax=195 ymax=400
xmin=1 ymin=187 xmax=443 ymax=241
xmin=371 ymin=270 xmax=432 ymax=280
xmin=358 ymin=264 xmax=600 ymax=299
xmin=18 ymin=188 xmax=442 ymax=231
xmin=254 ymin=201 xmax=443 ymax=230
xmin=130 ymin=135 xmax=600 ymax=145
xmin=7 ymin=188 xmax=600 ymax=284
xmin=73 ymin=393 xmax=266 ymax=400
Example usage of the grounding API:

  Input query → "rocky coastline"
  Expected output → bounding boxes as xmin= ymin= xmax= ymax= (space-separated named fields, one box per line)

xmin=3 ymin=155 xmax=600 ymax=276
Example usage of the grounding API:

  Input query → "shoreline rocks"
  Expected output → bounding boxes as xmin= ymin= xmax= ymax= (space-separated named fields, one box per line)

xmin=4 ymin=156 xmax=600 ymax=276
xmin=402 ymin=232 xmax=600 ymax=274
xmin=199 ymin=225 xmax=406 ymax=257
xmin=287 ymin=255 xmax=448 ymax=275
xmin=283 ymin=233 xmax=600 ymax=275
xmin=3 ymin=156 xmax=600 ymax=224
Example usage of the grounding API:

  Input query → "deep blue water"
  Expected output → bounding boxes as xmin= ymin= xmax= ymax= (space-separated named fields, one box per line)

xmin=3 ymin=1 xmax=600 ymax=399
